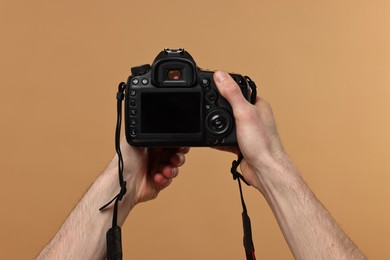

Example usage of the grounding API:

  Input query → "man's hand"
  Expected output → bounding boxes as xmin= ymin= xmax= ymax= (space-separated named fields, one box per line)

xmin=118 ymin=139 xmax=189 ymax=208
xmin=213 ymin=71 xmax=288 ymax=193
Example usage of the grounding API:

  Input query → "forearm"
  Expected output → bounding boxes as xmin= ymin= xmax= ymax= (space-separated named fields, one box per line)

xmin=257 ymin=156 xmax=365 ymax=260
xmin=37 ymin=157 xmax=134 ymax=260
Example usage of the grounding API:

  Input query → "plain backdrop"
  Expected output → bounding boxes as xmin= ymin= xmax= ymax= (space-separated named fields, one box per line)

xmin=1 ymin=0 xmax=389 ymax=259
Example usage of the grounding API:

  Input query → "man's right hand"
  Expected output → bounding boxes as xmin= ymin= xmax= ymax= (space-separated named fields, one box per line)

xmin=213 ymin=70 xmax=290 ymax=193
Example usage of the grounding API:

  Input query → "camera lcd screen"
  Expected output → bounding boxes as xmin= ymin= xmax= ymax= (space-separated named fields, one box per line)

xmin=141 ymin=92 xmax=201 ymax=133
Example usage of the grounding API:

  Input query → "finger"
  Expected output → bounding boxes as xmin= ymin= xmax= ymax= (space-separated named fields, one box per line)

xmin=161 ymin=166 xmax=179 ymax=179
xmin=154 ymin=173 xmax=173 ymax=190
xmin=153 ymin=148 xmax=187 ymax=165
xmin=169 ymin=152 xmax=185 ymax=167
xmin=213 ymin=71 xmax=251 ymax=116
xmin=178 ymin=147 xmax=190 ymax=154
xmin=155 ymin=153 xmax=182 ymax=174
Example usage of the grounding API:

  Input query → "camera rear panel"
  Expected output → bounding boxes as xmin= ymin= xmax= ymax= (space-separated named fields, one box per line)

xmin=124 ymin=49 xmax=251 ymax=147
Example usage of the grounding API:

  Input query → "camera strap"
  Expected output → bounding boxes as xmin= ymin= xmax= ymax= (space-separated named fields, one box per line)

xmin=99 ymin=82 xmax=127 ymax=260
xmin=230 ymin=76 xmax=257 ymax=260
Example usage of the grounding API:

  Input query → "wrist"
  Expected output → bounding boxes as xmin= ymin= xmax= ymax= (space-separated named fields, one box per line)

xmin=253 ymin=153 xmax=310 ymax=200
xmin=104 ymin=155 xmax=137 ymax=220
xmin=117 ymin=141 xmax=157 ymax=208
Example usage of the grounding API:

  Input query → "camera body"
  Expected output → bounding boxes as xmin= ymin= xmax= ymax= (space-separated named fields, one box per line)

xmin=125 ymin=48 xmax=251 ymax=147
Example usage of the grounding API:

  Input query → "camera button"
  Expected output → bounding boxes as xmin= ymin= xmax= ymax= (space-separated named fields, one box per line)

xmin=141 ymin=78 xmax=149 ymax=85
xmin=130 ymin=90 xmax=137 ymax=97
xmin=207 ymin=139 xmax=219 ymax=145
xmin=130 ymin=99 xmax=136 ymax=107
xmin=205 ymin=104 xmax=211 ymax=110
xmin=130 ymin=129 xmax=137 ymax=137
xmin=201 ymin=78 xmax=210 ymax=87
xmin=130 ymin=118 xmax=137 ymax=126
xmin=130 ymin=109 xmax=136 ymax=116
xmin=206 ymin=91 xmax=217 ymax=103
xmin=132 ymin=78 xmax=139 ymax=85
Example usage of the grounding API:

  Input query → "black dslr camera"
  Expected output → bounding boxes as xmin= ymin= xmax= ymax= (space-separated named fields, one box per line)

xmin=124 ymin=48 xmax=252 ymax=147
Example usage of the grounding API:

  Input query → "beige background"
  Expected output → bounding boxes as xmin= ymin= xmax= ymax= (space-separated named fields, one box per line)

xmin=1 ymin=0 xmax=389 ymax=259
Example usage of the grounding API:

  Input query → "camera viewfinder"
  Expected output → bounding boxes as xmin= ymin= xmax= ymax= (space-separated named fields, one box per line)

xmin=168 ymin=69 xmax=182 ymax=80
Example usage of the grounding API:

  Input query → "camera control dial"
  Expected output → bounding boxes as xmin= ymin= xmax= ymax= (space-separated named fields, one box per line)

xmin=206 ymin=110 xmax=232 ymax=136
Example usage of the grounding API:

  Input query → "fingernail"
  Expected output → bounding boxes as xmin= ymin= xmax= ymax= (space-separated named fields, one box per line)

xmin=171 ymin=167 xmax=178 ymax=177
xmin=161 ymin=177 xmax=169 ymax=186
xmin=215 ymin=71 xmax=228 ymax=83
xmin=178 ymin=153 xmax=185 ymax=166
xmin=180 ymin=147 xmax=190 ymax=153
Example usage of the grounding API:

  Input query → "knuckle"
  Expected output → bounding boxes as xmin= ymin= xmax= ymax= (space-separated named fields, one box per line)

xmin=222 ymin=79 xmax=241 ymax=96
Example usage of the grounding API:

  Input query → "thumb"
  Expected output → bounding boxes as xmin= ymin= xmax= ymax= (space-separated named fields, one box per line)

xmin=213 ymin=71 xmax=250 ymax=116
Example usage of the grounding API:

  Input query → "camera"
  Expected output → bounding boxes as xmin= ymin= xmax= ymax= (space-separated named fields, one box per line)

xmin=124 ymin=48 xmax=252 ymax=147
